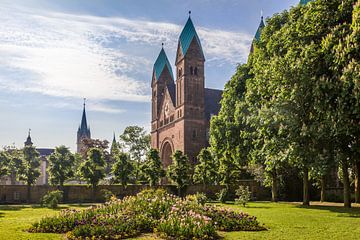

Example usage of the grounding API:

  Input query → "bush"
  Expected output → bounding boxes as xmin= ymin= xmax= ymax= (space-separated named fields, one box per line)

xmin=235 ymin=186 xmax=251 ymax=207
xmin=186 ymin=192 xmax=208 ymax=205
xmin=41 ymin=190 xmax=63 ymax=209
xmin=100 ymin=189 xmax=115 ymax=202
xmin=216 ymin=188 xmax=228 ymax=203
xmin=30 ymin=188 xmax=265 ymax=239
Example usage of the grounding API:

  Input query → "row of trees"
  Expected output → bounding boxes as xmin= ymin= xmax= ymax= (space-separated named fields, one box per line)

xmin=209 ymin=0 xmax=360 ymax=207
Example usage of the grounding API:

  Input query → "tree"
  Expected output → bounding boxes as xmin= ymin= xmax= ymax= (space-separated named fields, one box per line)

xmin=15 ymin=146 xmax=41 ymax=202
xmin=167 ymin=150 xmax=192 ymax=196
xmin=142 ymin=148 xmax=165 ymax=187
xmin=0 ymin=150 xmax=9 ymax=178
xmin=47 ymin=146 xmax=75 ymax=188
xmin=112 ymin=152 xmax=133 ymax=186
xmin=79 ymin=148 xmax=106 ymax=198
xmin=193 ymin=148 xmax=218 ymax=185
xmin=119 ymin=126 xmax=150 ymax=182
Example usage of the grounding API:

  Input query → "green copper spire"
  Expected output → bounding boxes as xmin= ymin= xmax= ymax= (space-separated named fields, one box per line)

xmin=153 ymin=45 xmax=174 ymax=81
xmin=77 ymin=99 xmax=91 ymax=138
xmin=254 ymin=16 xmax=265 ymax=41
xmin=178 ymin=15 xmax=204 ymax=58
xmin=300 ymin=0 xmax=312 ymax=5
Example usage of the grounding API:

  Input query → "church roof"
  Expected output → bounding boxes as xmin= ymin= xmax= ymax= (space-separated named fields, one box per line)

xmin=300 ymin=0 xmax=312 ymax=5
xmin=167 ymin=83 xmax=176 ymax=105
xmin=153 ymin=47 xmax=174 ymax=81
xmin=254 ymin=16 xmax=265 ymax=41
xmin=178 ymin=17 xmax=204 ymax=58
xmin=205 ymin=88 xmax=223 ymax=121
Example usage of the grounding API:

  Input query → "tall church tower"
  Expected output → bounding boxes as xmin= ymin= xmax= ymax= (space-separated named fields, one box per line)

xmin=175 ymin=13 xmax=206 ymax=163
xmin=77 ymin=100 xmax=91 ymax=153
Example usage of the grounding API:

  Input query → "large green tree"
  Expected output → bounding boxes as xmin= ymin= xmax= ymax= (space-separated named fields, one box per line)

xmin=15 ymin=146 xmax=41 ymax=202
xmin=119 ymin=126 xmax=150 ymax=182
xmin=47 ymin=146 xmax=75 ymax=188
xmin=0 ymin=150 xmax=9 ymax=178
xmin=79 ymin=148 xmax=106 ymax=198
xmin=167 ymin=150 xmax=192 ymax=196
xmin=112 ymin=152 xmax=133 ymax=186
xmin=193 ymin=148 xmax=218 ymax=185
xmin=142 ymin=148 xmax=165 ymax=187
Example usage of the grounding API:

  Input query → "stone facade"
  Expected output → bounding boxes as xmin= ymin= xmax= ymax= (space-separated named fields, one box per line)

xmin=151 ymin=17 xmax=222 ymax=166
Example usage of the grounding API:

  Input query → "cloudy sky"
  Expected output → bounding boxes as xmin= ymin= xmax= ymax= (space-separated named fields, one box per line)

xmin=0 ymin=0 xmax=300 ymax=151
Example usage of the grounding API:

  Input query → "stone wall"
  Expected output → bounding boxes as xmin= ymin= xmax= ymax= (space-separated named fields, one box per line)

xmin=0 ymin=181 xmax=270 ymax=204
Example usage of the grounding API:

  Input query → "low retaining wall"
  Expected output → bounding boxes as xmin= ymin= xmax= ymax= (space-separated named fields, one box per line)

xmin=0 ymin=181 xmax=270 ymax=204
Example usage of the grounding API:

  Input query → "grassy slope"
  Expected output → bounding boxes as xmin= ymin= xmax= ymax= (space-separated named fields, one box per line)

xmin=1 ymin=202 xmax=360 ymax=240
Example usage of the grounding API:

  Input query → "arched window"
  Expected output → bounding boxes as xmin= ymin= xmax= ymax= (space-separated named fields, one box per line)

xmin=194 ymin=67 xmax=198 ymax=75
xmin=178 ymin=68 xmax=182 ymax=77
xmin=190 ymin=66 xmax=193 ymax=75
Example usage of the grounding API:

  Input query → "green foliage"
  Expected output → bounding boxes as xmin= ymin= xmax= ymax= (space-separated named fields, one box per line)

xmin=30 ymin=189 xmax=265 ymax=239
xmin=78 ymin=148 xmax=106 ymax=188
xmin=185 ymin=192 xmax=208 ymax=205
xmin=47 ymin=146 xmax=75 ymax=187
xmin=112 ymin=152 xmax=133 ymax=186
xmin=216 ymin=188 xmax=228 ymax=203
xmin=209 ymin=0 xmax=360 ymax=206
xmin=235 ymin=186 xmax=251 ymax=207
xmin=119 ymin=126 xmax=150 ymax=183
xmin=193 ymin=148 xmax=218 ymax=185
xmin=141 ymin=148 xmax=165 ymax=187
xmin=100 ymin=189 xmax=115 ymax=202
xmin=167 ymin=150 xmax=192 ymax=194
xmin=0 ymin=150 xmax=9 ymax=178
xmin=41 ymin=190 xmax=63 ymax=209
xmin=15 ymin=146 xmax=41 ymax=186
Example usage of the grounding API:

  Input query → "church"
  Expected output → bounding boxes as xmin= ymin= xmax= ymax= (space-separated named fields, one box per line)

xmin=150 ymin=15 xmax=223 ymax=166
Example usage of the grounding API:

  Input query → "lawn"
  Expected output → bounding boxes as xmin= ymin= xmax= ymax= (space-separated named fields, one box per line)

xmin=0 ymin=202 xmax=359 ymax=240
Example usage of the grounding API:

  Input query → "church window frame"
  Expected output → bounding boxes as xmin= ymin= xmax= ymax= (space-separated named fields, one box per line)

xmin=190 ymin=66 xmax=193 ymax=75
xmin=194 ymin=67 xmax=198 ymax=75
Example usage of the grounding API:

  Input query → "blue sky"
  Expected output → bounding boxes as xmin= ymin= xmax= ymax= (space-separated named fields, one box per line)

xmin=0 ymin=0 xmax=299 ymax=151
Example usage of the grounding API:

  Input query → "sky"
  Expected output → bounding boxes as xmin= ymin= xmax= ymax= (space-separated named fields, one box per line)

xmin=0 ymin=0 xmax=300 ymax=151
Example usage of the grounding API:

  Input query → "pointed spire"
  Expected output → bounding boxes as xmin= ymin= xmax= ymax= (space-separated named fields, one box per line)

xmin=153 ymin=46 xmax=174 ymax=81
xmin=112 ymin=132 xmax=116 ymax=144
xmin=177 ymin=13 xmax=204 ymax=60
xmin=78 ymin=99 xmax=91 ymax=138
xmin=254 ymin=15 xmax=265 ymax=41
xmin=110 ymin=132 xmax=118 ymax=154
xmin=24 ymin=128 xmax=33 ymax=146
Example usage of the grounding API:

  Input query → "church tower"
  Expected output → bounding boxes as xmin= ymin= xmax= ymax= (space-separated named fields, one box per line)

xmin=175 ymin=13 xmax=206 ymax=163
xmin=77 ymin=100 xmax=91 ymax=153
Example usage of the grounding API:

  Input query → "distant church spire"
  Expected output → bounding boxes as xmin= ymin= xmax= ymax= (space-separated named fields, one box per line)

xmin=24 ymin=128 xmax=33 ymax=146
xmin=110 ymin=132 xmax=118 ymax=154
xmin=77 ymin=99 xmax=91 ymax=153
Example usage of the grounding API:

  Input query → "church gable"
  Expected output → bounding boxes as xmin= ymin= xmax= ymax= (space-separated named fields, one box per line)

xmin=158 ymin=86 xmax=176 ymax=126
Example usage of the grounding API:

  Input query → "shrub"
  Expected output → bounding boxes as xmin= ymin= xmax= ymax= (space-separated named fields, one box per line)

xmin=100 ymin=189 xmax=115 ymax=202
xmin=216 ymin=188 xmax=228 ymax=203
xmin=186 ymin=192 xmax=208 ymax=205
xmin=235 ymin=186 xmax=251 ymax=207
xmin=41 ymin=190 xmax=63 ymax=209
xmin=30 ymin=188 xmax=265 ymax=239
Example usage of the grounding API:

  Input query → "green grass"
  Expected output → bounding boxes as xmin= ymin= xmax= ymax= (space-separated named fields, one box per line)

xmin=0 ymin=202 xmax=360 ymax=240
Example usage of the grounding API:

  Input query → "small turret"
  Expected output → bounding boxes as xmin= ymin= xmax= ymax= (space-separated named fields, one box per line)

xmin=24 ymin=128 xmax=33 ymax=147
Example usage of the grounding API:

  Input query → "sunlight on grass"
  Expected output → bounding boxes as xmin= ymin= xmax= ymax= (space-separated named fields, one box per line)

xmin=0 ymin=202 xmax=359 ymax=240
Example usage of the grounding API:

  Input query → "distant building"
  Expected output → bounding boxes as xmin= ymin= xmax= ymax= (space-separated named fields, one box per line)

xmin=0 ymin=130 xmax=54 ymax=185
xmin=77 ymin=100 xmax=91 ymax=153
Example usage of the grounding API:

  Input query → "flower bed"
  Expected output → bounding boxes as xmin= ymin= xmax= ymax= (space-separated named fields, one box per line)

xmin=29 ymin=189 xmax=266 ymax=239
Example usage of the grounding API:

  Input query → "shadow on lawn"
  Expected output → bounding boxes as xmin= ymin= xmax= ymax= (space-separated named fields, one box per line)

xmin=296 ymin=205 xmax=360 ymax=218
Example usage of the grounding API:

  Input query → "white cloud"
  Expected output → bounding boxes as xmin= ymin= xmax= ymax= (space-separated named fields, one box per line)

xmin=0 ymin=3 xmax=252 ymax=103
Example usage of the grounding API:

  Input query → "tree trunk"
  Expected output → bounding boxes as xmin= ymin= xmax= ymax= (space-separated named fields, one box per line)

xmin=271 ymin=171 xmax=278 ymax=202
xmin=342 ymin=161 xmax=351 ymax=208
xmin=303 ymin=166 xmax=310 ymax=206
xmin=320 ymin=175 xmax=326 ymax=202
xmin=354 ymin=161 xmax=360 ymax=203
xmin=27 ymin=183 xmax=31 ymax=203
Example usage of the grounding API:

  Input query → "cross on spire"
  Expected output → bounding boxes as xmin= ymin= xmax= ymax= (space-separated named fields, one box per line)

xmin=188 ymin=10 xmax=191 ymax=17
xmin=28 ymin=128 xmax=31 ymax=137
